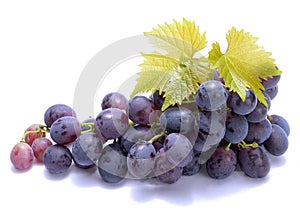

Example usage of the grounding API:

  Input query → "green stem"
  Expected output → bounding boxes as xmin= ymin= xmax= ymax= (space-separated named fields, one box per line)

xmin=225 ymin=143 xmax=232 ymax=151
xmin=148 ymin=132 xmax=167 ymax=144
xmin=80 ymin=122 xmax=95 ymax=134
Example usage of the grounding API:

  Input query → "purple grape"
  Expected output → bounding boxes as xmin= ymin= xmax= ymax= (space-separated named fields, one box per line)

xmin=245 ymin=118 xmax=272 ymax=144
xmin=44 ymin=104 xmax=76 ymax=128
xmin=228 ymin=90 xmax=257 ymax=115
xmin=101 ymin=92 xmax=128 ymax=110
xmin=268 ymin=114 xmax=290 ymax=136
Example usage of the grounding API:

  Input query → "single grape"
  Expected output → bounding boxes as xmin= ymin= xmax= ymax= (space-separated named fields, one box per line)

xmin=10 ymin=142 xmax=34 ymax=170
xmin=98 ymin=143 xmax=127 ymax=183
xmin=182 ymin=152 xmax=201 ymax=176
xmin=245 ymin=119 xmax=272 ymax=144
xmin=154 ymin=148 xmax=182 ymax=184
xmin=95 ymin=108 xmax=129 ymax=140
xmin=118 ymin=124 xmax=156 ymax=155
xmin=164 ymin=133 xmax=193 ymax=167
xmin=246 ymin=93 xmax=271 ymax=123
xmin=127 ymin=141 xmax=156 ymax=179
xmin=32 ymin=137 xmax=53 ymax=162
xmin=50 ymin=116 xmax=81 ymax=145
xmin=264 ymin=85 xmax=278 ymax=100
xmin=44 ymin=104 xmax=76 ymax=128
xmin=151 ymin=90 xmax=165 ymax=109
xmin=224 ymin=111 xmax=248 ymax=144
xmin=263 ymin=124 xmax=289 ymax=156
xmin=213 ymin=69 xmax=225 ymax=84
xmin=268 ymin=114 xmax=290 ymax=136
xmin=262 ymin=74 xmax=281 ymax=90
xmin=159 ymin=107 xmax=195 ymax=134
xmin=24 ymin=124 xmax=46 ymax=146
xmin=43 ymin=144 xmax=73 ymax=174
xmin=127 ymin=95 xmax=158 ymax=125
xmin=101 ymin=92 xmax=128 ymax=110
xmin=238 ymin=146 xmax=270 ymax=178
xmin=206 ymin=147 xmax=237 ymax=179
xmin=195 ymin=80 xmax=228 ymax=111
xmin=72 ymin=132 xmax=103 ymax=169
xmin=227 ymin=90 xmax=257 ymax=115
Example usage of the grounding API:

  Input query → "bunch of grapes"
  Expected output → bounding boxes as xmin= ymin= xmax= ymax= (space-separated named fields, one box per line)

xmin=10 ymin=71 xmax=289 ymax=185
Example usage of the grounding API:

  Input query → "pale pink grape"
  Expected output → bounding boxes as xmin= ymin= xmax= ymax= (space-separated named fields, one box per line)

xmin=10 ymin=142 xmax=34 ymax=170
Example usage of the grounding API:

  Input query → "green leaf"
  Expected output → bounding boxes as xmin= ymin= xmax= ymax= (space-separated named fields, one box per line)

xmin=132 ymin=18 xmax=212 ymax=110
xmin=208 ymin=27 xmax=282 ymax=107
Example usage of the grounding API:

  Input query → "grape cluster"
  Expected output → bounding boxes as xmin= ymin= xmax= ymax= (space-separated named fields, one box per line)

xmin=10 ymin=73 xmax=289 ymax=185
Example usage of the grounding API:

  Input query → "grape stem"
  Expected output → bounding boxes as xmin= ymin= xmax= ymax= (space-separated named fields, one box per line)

xmin=225 ymin=143 xmax=232 ymax=151
xmin=80 ymin=122 xmax=95 ymax=134
xmin=237 ymin=141 xmax=258 ymax=150
xmin=148 ymin=132 xmax=167 ymax=144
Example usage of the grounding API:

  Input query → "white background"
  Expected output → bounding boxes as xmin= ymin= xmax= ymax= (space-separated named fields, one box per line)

xmin=1 ymin=0 xmax=299 ymax=210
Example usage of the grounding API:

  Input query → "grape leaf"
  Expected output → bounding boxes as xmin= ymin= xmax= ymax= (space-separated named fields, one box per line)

xmin=208 ymin=27 xmax=282 ymax=107
xmin=131 ymin=18 xmax=212 ymax=110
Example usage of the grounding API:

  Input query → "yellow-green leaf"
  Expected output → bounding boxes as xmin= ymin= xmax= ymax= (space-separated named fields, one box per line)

xmin=208 ymin=27 xmax=281 ymax=107
xmin=132 ymin=18 xmax=212 ymax=110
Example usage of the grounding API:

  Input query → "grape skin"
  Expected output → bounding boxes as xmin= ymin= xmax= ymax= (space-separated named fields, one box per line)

xmin=24 ymin=124 xmax=46 ymax=146
xmin=101 ymin=92 xmax=128 ymax=110
xmin=227 ymin=90 xmax=257 ymax=115
xmin=195 ymin=80 xmax=228 ymax=111
xmin=246 ymin=93 xmax=271 ymax=123
xmin=238 ymin=146 xmax=270 ymax=178
xmin=32 ymin=137 xmax=53 ymax=163
xmin=263 ymin=124 xmax=289 ymax=156
xmin=50 ymin=116 xmax=82 ymax=145
xmin=268 ymin=114 xmax=290 ymax=136
xmin=44 ymin=104 xmax=76 ymax=128
xmin=10 ymin=142 xmax=34 ymax=170
xmin=206 ymin=147 xmax=237 ymax=179
xmin=43 ymin=144 xmax=73 ymax=174
xmin=245 ymin=119 xmax=272 ymax=144
xmin=225 ymin=111 xmax=248 ymax=144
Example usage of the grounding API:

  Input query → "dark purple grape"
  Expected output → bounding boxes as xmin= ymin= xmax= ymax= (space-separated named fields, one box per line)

xmin=72 ymin=132 xmax=103 ymax=169
xmin=159 ymin=107 xmax=195 ymax=134
xmin=245 ymin=119 xmax=272 ymax=144
xmin=227 ymin=90 xmax=257 ymax=115
xmin=224 ymin=111 xmax=248 ymax=144
xmin=44 ymin=104 xmax=76 ymax=128
xmin=246 ymin=93 xmax=271 ymax=123
xmin=101 ymin=92 xmax=128 ymax=110
xmin=157 ymin=166 xmax=183 ymax=184
xmin=263 ymin=124 xmax=289 ymax=156
xmin=98 ymin=143 xmax=127 ymax=183
xmin=238 ymin=146 xmax=270 ymax=178
xmin=195 ymin=80 xmax=228 ymax=111
xmin=95 ymin=108 xmax=129 ymax=140
xmin=264 ymin=85 xmax=278 ymax=100
xmin=268 ymin=114 xmax=290 ymax=136
xmin=262 ymin=74 xmax=281 ymax=89
xmin=182 ymin=152 xmax=201 ymax=176
xmin=43 ymin=144 xmax=73 ymax=174
xmin=206 ymin=147 xmax=237 ymax=179
xmin=151 ymin=90 xmax=165 ymax=109
xmin=50 ymin=116 xmax=81 ymax=145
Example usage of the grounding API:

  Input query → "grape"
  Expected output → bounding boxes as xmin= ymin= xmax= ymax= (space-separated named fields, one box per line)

xmin=32 ymin=137 xmax=53 ymax=162
xmin=118 ymin=124 xmax=156 ymax=155
xmin=238 ymin=146 xmax=270 ymax=178
xmin=98 ymin=143 xmax=127 ymax=183
xmin=182 ymin=152 xmax=201 ymax=176
xmin=10 ymin=142 xmax=34 ymax=170
xmin=159 ymin=107 xmax=195 ymax=134
xmin=95 ymin=108 xmax=129 ymax=140
xmin=268 ymin=114 xmax=290 ymax=136
xmin=44 ymin=104 xmax=76 ymax=128
xmin=195 ymin=80 xmax=228 ymax=111
xmin=127 ymin=141 xmax=156 ymax=179
xmin=262 ymin=74 xmax=281 ymax=89
xmin=151 ymin=90 xmax=165 ymax=109
xmin=264 ymin=85 xmax=278 ymax=100
xmin=213 ymin=69 xmax=224 ymax=84
xmin=163 ymin=133 xmax=193 ymax=167
xmin=154 ymin=148 xmax=182 ymax=184
xmin=224 ymin=111 xmax=248 ymax=144
xmin=127 ymin=95 xmax=158 ymax=125
xmin=245 ymin=119 xmax=272 ymax=144
xmin=246 ymin=93 xmax=271 ymax=123
xmin=43 ymin=144 xmax=73 ymax=174
xmin=206 ymin=147 xmax=237 ymax=179
xmin=101 ymin=92 xmax=128 ymax=110
xmin=24 ymin=124 xmax=46 ymax=146
xmin=72 ymin=132 xmax=103 ymax=169
xmin=50 ymin=116 xmax=82 ymax=145
xmin=263 ymin=124 xmax=289 ymax=156
xmin=227 ymin=90 xmax=257 ymax=115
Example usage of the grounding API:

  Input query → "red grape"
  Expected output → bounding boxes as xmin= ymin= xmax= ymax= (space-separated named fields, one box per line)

xmin=32 ymin=137 xmax=53 ymax=162
xmin=10 ymin=142 xmax=34 ymax=170
xmin=24 ymin=124 xmax=46 ymax=146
